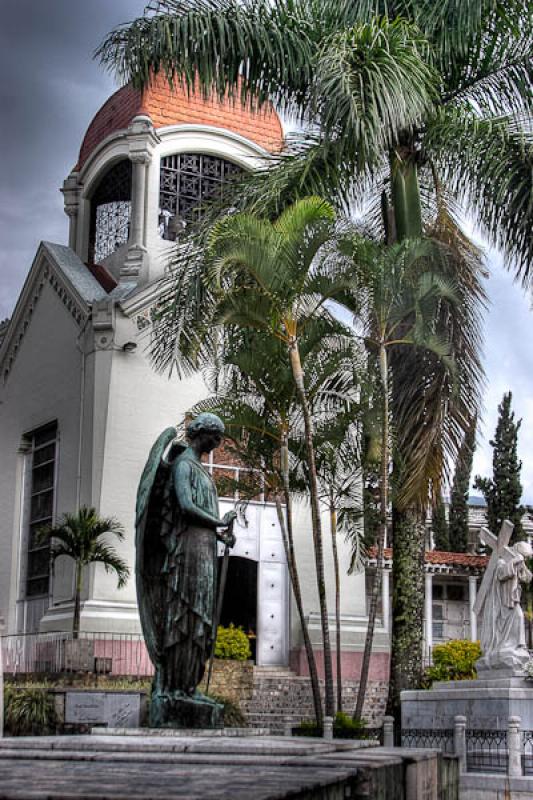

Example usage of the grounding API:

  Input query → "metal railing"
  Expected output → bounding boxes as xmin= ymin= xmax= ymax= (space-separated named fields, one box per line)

xmin=522 ymin=730 xmax=533 ymax=776
xmin=1 ymin=632 xmax=154 ymax=678
xmin=466 ymin=729 xmax=508 ymax=774
xmin=401 ymin=716 xmax=527 ymax=777
xmin=401 ymin=728 xmax=454 ymax=753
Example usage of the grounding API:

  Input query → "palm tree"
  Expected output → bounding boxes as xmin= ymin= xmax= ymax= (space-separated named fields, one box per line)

xmin=336 ymin=235 xmax=461 ymax=719
xmin=192 ymin=320 xmax=359 ymax=723
xmin=97 ymin=0 xmax=506 ymax=711
xmin=98 ymin=0 xmax=532 ymax=283
xmin=204 ymin=197 xmax=360 ymax=717
xmin=314 ymin=418 xmax=363 ymax=712
xmin=39 ymin=506 xmax=130 ymax=638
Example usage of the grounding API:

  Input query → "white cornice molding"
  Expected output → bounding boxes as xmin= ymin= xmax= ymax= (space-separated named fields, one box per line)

xmin=0 ymin=244 xmax=90 ymax=382
xmin=156 ymin=123 xmax=271 ymax=159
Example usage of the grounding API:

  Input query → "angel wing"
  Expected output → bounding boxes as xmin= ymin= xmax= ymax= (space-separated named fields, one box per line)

xmin=135 ymin=427 xmax=186 ymax=667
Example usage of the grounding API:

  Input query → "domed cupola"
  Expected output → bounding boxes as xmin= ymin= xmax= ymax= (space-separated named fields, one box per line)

xmin=61 ymin=75 xmax=283 ymax=287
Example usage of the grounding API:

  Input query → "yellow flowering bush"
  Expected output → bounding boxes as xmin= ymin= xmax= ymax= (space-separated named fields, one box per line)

xmin=214 ymin=624 xmax=251 ymax=660
xmin=425 ymin=639 xmax=481 ymax=685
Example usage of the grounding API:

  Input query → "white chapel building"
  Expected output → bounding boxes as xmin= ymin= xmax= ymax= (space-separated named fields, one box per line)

xmin=0 ymin=77 xmax=376 ymax=679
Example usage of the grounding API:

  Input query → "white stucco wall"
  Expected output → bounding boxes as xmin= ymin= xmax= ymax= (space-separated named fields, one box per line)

xmin=0 ymin=281 xmax=82 ymax=634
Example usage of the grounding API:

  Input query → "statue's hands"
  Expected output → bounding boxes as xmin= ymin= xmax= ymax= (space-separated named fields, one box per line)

xmin=220 ymin=529 xmax=236 ymax=548
xmin=218 ymin=510 xmax=237 ymax=548
xmin=222 ymin=510 xmax=237 ymax=527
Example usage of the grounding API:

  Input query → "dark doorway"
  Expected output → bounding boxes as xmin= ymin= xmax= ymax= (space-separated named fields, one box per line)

xmin=218 ymin=556 xmax=258 ymax=661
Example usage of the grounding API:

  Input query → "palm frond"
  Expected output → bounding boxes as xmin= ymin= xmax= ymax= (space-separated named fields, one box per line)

xmin=425 ymin=109 xmax=533 ymax=285
xmin=314 ymin=17 xmax=438 ymax=168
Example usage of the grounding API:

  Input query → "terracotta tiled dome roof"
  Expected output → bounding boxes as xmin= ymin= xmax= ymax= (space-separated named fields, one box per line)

xmin=76 ymin=74 xmax=283 ymax=171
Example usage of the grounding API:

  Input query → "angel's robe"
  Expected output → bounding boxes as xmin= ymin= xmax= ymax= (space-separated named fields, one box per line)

xmin=159 ymin=451 xmax=219 ymax=695
xmin=479 ymin=555 xmax=532 ymax=671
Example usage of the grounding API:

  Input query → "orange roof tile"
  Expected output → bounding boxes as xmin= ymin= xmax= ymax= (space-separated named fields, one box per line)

xmin=368 ymin=546 xmax=489 ymax=569
xmin=76 ymin=75 xmax=283 ymax=171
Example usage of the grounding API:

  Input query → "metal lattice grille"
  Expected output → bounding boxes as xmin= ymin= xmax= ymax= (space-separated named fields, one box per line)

xmin=159 ymin=153 xmax=242 ymax=240
xmin=89 ymin=160 xmax=132 ymax=263
xmin=26 ymin=422 xmax=58 ymax=598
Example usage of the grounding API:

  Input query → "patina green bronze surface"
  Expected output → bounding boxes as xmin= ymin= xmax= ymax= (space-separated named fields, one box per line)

xmin=135 ymin=413 xmax=236 ymax=728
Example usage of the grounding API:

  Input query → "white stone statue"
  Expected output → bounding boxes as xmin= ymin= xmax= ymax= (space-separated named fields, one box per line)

xmin=474 ymin=520 xmax=533 ymax=673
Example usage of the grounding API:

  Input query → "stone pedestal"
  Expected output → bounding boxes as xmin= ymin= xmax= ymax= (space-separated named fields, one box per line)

xmin=150 ymin=691 xmax=223 ymax=729
xmin=402 ymin=675 xmax=533 ymax=730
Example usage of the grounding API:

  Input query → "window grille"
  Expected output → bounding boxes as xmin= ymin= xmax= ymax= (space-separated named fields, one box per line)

xmin=89 ymin=160 xmax=132 ymax=263
xmin=25 ymin=422 xmax=58 ymax=598
xmin=159 ymin=153 xmax=242 ymax=240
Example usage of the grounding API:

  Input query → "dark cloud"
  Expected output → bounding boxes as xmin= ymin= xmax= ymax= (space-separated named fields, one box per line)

xmin=0 ymin=0 xmax=146 ymax=319
xmin=1 ymin=1 xmax=532 ymax=502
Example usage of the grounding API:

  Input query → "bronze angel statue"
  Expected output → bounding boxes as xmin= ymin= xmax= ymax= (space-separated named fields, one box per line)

xmin=136 ymin=412 xmax=236 ymax=727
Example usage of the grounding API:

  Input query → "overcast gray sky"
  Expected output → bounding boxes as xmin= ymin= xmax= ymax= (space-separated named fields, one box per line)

xmin=1 ymin=0 xmax=532 ymax=503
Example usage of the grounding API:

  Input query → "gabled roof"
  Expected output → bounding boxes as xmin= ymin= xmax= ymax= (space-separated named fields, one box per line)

xmin=0 ymin=242 xmax=107 ymax=382
xmin=41 ymin=242 xmax=108 ymax=304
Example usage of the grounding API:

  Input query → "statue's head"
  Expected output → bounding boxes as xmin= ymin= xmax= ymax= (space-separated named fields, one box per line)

xmin=514 ymin=541 xmax=533 ymax=559
xmin=186 ymin=412 xmax=225 ymax=453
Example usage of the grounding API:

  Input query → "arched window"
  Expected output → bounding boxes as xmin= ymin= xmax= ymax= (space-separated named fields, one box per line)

xmin=89 ymin=160 xmax=132 ymax=263
xmin=159 ymin=153 xmax=242 ymax=240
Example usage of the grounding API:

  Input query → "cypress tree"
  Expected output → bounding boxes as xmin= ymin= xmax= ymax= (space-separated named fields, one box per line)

xmin=432 ymin=496 xmax=450 ymax=551
xmin=449 ymin=418 xmax=477 ymax=552
xmin=474 ymin=393 xmax=525 ymax=542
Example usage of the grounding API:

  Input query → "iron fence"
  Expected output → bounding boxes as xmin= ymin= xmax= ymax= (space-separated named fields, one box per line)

xmin=400 ymin=728 xmax=454 ymax=753
xmin=466 ymin=729 xmax=508 ymax=774
xmin=1 ymin=632 xmax=154 ymax=678
xmin=522 ymin=730 xmax=533 ymax=776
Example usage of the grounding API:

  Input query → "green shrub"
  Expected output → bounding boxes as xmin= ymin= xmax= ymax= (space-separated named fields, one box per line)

xmin=425 ymin=640 xmax=481 ymax=685
xmin=207 ymin=694 xmax=247 ymax=727
xmin=294 ymin=712 xmax=373 ymax=739
xmin=4 ymin=688 xmax=57 ymax=736
xmin=214 ymin=624 xmax=251 ymax=661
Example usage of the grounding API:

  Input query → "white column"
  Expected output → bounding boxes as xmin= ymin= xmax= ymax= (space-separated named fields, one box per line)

xmin=61 ymin=172 xmax=80 ymax=255
xmin=129 ymin=154 xmax=148 ymax=248
xmin=382 ymin=569 xmax=390 ymax=634
xmin=123 ymin=115 xmax=159 ymax=282
xmin=469 ymin=575 xmax=478 ymax=641
xmin=424 ymin=572 xmax=433 ymax=658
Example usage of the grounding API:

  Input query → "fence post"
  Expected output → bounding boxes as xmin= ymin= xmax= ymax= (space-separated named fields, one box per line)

xmin=507 ymin=715 xmax=522 ymax=778
xmin=283 ymin=715 xmax=293 ymax=737
xmin=453 ymin=715 xmax=467 ymax=773
xmin=323 ymin=716 xmax=334 ymax=740
xmin=383 ymin=715 xmax=394 ymax=748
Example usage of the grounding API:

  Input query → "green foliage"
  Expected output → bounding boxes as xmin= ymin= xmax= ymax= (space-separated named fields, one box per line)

xmin=294 ymin=711 xmax=372 ymax=739
xmin=449 ymin=418 xmax=477 ymax=552
xmin=432 ymin=496 xmax=449 ymax=551
xmin=474 ymin=393 xmax=525 ymax=543
xmin=207 ymin=694 xmax=247 ymax=728
xmin=4 ymin=687 xmax=57 ymax=736
xmin=425 ymin=640 xmax=481 ymax=685
xmin=39 ymin=506 xmax=130 ymax=584
xmin=214 ymin=624 xmax=251 ymax=661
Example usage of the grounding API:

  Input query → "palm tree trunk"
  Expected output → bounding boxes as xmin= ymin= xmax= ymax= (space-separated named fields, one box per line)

xmin=354 ymin=345 xmax=388 ymax=720
xmin=390 ymin=152 xmax=423 ymax=240
xmin=288 ymin=337 xmax=335 ymax=718
xmin=329 ymin=499 xmax=342 ymax=712
xmin=386 ymin=507 xmax=426 ymax=732
xmin=275 ymin=460 xmax=323 ymax=726
xmin=73 ymin=562 xmax=83 ymax=640
xmin=385 ymin=154 xmax=425 ymax=733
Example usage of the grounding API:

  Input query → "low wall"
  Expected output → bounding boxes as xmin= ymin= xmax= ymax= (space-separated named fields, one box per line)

xmin=460 ymin=774 xmax=533 ymax=799
xmin=290 ymin=649 xmax=390 ymax=682
xmin=198 ymin=660 xmax=255 ymax=705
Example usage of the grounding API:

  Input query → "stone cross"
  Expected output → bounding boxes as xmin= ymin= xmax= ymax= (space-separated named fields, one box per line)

xmin=473 ymin=519 xmax=514 ymax=617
